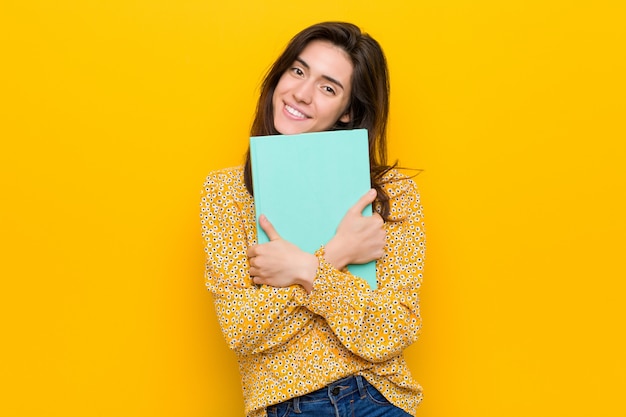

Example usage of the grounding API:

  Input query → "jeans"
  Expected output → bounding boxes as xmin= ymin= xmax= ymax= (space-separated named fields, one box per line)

xmin=266 ymin=375 xmax=412 ymax=417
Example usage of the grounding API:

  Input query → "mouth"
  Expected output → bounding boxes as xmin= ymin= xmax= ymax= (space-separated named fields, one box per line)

xmin=284 ymin=103 xmax=310 ymax=120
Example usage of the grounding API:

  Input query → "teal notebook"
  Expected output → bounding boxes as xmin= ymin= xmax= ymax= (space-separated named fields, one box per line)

xmin=250 ymin=129 xmax=377 ymax=289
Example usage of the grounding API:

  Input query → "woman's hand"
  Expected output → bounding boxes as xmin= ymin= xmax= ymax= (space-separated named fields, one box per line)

xmin=324 ymin=189 xmax=386 ymax=271
xmin=247 ymin=215 xmax=318 ymax=293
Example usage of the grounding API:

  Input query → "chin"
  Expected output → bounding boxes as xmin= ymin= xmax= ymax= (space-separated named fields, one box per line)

xmin=274 ymin=121 xmax=307 ymax=136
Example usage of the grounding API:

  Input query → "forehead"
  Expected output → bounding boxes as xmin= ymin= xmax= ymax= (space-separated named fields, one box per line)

xmin=298 ymin=40 xmax=353 ymax=84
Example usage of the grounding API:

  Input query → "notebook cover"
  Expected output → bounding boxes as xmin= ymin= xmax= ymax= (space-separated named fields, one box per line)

xmin=250 ymin=129 xmax=377 ymax=289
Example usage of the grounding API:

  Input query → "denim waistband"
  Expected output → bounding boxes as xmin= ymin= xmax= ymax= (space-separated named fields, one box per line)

xmin=287 ymin=375 xmax=368 ymax=412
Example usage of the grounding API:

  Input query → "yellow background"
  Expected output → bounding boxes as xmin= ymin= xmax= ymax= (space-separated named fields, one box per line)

xmin=2 ymin=0 xmax=625 ymax=416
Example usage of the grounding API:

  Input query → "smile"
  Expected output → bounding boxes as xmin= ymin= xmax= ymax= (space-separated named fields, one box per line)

xmin=284 ymin=104 xmax=309 ymax=119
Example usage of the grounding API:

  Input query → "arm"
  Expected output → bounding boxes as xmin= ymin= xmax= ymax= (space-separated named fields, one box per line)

xmin=248 ymin=189 xmax=383 ymax=292
xmin=200 ymin=170 xmax=313 ymax=356
xmin=247 ymin=214 xmax=319 ymax=293
xmin=300 ymin=176 xmax=426 ymax=363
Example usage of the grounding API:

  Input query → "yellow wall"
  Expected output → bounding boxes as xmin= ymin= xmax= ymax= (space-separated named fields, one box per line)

xmin=2 ymin=0 xmax=625 ymax=416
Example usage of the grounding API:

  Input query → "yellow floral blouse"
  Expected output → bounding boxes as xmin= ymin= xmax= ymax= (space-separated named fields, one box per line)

xmin=200 ymin=166 xmax=425 ymax=417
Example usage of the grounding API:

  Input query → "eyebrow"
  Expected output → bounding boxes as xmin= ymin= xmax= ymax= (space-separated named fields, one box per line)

xmin=295 ymin=57 xmax=345 ymax=91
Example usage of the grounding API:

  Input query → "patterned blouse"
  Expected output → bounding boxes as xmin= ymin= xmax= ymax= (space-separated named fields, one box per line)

xmin=200 ymin=166 xmax=425 ymax=417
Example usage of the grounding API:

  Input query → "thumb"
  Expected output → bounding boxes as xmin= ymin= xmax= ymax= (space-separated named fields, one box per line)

xmin=259 ymin=214 xmax=281 ymax=241
xmin=348 ymin=188 xmax=377 ymax=215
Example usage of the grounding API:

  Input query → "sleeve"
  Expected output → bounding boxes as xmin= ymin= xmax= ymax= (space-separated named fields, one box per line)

xmin=200 ymin=171 xmax=313 ymax=356
xmin=295 ymin=176 xmax=426 ymax=363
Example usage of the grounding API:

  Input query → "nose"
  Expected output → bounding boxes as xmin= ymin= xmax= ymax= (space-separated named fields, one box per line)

xmin=293 ymin=80 xmax=313 ymax=104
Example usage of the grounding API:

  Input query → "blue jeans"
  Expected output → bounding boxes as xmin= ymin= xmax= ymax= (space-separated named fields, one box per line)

xmin=266 ymin=375 xmax=412 ymax=417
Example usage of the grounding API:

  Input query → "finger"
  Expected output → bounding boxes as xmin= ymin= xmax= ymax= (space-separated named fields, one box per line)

xmin=371 ymin=212 xmax=384 ymax=226
xmin=249 ymin=256 xmax=264 ymax=274
xmin=348 ymin=189 xmax=377 ymax=215
xmin=247 ymin=245 xmax=258 ymax=258
xmin=259 ymin=214 xmax=281 ymax=241
xmin=252 ymin=275 xmax=266 ymax=285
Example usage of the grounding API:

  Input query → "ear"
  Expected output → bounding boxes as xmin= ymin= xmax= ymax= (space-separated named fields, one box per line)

xmin=339 ymin=112 xmax=351 ymax=123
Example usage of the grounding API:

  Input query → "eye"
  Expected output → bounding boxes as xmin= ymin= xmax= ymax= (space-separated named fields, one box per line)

xmin=290 ymin=67 xmax=305 ymax=77
xmin=322 ymin=85 xmax=336 ymax=95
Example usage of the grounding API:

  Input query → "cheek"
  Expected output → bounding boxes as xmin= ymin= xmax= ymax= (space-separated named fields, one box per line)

xmin=326 ymin=101 xmax=349 ymax=122
xmin=271 ymin=85 xmax=285 ymax=111
xmin=274 ymin=74 xmax=291 ymax=94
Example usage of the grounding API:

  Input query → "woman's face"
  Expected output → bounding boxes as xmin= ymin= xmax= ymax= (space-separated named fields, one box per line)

xmin=272 ymin=40 xmax=353 ymax=135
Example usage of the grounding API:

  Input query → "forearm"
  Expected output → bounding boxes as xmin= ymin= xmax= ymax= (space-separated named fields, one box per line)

xmin=207 ymin=268 xmax=314 ymax=355
xmin=301 ymin=176 xmax=426 ymax=362
xmin=201 ymin=171 xmax=315 ymax=355
xmin=300 ymin=250 xmax=422 ymax=362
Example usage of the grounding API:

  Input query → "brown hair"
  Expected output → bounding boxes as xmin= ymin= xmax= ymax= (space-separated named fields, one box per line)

xmin=243 ymin=21 xmax=397 ymax=220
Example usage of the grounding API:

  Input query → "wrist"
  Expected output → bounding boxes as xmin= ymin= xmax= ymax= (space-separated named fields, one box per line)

xmin=324 ymin=237 xmax=350 ymax=271
xmin=296 ymin=253 xmax=318 ymax=293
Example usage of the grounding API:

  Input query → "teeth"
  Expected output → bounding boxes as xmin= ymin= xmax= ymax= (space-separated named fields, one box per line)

xmin=286 ymin=104 xmax=306 ymax=118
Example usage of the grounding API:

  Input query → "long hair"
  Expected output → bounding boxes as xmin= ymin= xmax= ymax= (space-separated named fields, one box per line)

xmin=243 ymin=22 xmax=396 ymax=220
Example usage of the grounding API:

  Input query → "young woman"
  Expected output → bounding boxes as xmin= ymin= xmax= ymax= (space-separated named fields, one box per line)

xmin=200 ymin=22 xmax=425 ymax=417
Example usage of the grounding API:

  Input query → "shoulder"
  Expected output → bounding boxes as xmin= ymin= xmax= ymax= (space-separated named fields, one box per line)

xmin=201 ymin=166 xmax=249 ymax=204
xmin=381 ymin=168 xmax=421 ymax=198
xmin=202 ymin=166 xmax=244 ymax=188
xmin=380 ymin=168 xmax=423 ymax=221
